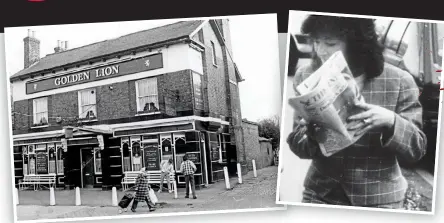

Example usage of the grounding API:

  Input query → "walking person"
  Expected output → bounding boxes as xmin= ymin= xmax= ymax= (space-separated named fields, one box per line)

xmin=179 ymin=154 xmax=197 ymax=199
xmin=158 ymin=158 xmax=174 ymax=193
xmin=131 ymin=167 xmax=156 ymax=212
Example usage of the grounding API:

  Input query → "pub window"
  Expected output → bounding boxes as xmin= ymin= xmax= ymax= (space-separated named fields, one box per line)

xmin=192 ymin=72 xmax=204 ymax=110
xmin=33 ymin=97 xmax=48 ymax=125
xmin=136 ymin=77 xmax=159 ymax=113
xmin=94 ymin=147 xmax=102 ymax=174
xmin=122 ymin=142 xmax=131 ymax=172
xmin=22 ymin=146 xmax=28 ymax=175
xmin=132 ymin=142 xmax=143 ymax=171
xmin=56 ymin=144 xmax=64 ymax=175
xmin=28 ymin=145 xmax=36 ymax=174
xmin=48 ymin=145 xmax=56 ymax=174
xmin=78 ymin=89 xmax=97 ymax=119
xmin=211 ymin=41 xmax=217 ymax=65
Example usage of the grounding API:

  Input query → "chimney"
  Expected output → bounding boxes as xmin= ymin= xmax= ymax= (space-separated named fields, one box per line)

xmin=24 ymin=29 xmax=40 ymax=69
xmin=54 ymin=40 xmax=63 ymax=53
xmin=54 ymin=40 xmax=68 ymax=53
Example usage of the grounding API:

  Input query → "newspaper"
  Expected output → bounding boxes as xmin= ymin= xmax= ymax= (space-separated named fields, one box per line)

xmin=289 ymin=51 xmax=367 ymax=157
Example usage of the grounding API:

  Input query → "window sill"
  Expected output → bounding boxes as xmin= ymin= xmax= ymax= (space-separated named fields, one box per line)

xmin=135 ymin=111 xmax=161 ymax=116
xmin=78 ymin=119 xmax=98 ymax=123
xmin=31 ymin=125 xmax=49 ymax=129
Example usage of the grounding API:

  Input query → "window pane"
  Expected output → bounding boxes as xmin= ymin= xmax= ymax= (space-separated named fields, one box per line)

xmin=384 ymin=20 xmax=410 ymax=53
xmin=137 ymin=77 xmax=159 ymax=112
xmin=94 ymin=148 xmax=102 ymax=173
xmin=132 ymin=143 xmax=142 ymax=171
xmin=33 ymin=98 xmax=48 ymax=124
xmin=56 ymin=144 xmax=64 ymax=175
xmin=79 ymin=89 xmax=97 ymax=118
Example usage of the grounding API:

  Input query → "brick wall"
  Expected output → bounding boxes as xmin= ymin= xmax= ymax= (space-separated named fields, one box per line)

xmin=241 ymin=120 xmax=261 ymax=171
xmin=23 ymin=36 xmax=40 ymax=69
xmin=201 ymin=23 xmax=229 ymax=118
xmin=12 ymin=70 xmax=194 ymax=134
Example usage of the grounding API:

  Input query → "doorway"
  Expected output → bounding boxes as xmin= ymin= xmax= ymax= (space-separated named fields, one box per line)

xmin=80 ymin=148 xmax=94 ymax=188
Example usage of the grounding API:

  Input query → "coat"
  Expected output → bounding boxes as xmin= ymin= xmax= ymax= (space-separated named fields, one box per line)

xmin=288 ymin=63 xmax=427 ymax=206
xmin=134 ymin=172 xmax=152 ymax=202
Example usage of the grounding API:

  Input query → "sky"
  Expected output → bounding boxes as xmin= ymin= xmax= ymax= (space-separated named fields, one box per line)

xmin=4 ymin=14 xmax=281 ymax=122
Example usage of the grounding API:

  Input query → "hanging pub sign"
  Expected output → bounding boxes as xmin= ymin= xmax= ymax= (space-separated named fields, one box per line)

xmin=143 ymin=143 xmax=160 ymax=171
xmin=36 ymin=152 xmax=48 ymax=174
xmin=26 ymin=53 xmax=163 ymax=94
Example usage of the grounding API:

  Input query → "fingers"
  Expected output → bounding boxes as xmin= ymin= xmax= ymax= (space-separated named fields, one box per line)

xmin=354 ymin=102 xmax=373 ymax=110
xmin=347 ymin=121 xmax=366 ymax=131
xmin=348 ymin=110 xmax=373 ymax=121
xmin=355 ymin=124 xmax=373 ymax=136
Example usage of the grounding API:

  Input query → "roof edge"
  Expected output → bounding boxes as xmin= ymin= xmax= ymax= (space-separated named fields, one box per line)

xmin=10 ymin=36 xmax=192 ymax=82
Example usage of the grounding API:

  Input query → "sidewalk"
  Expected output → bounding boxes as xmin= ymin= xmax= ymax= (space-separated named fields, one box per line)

xmin=17 ymin=166 xmax=283 ymax=221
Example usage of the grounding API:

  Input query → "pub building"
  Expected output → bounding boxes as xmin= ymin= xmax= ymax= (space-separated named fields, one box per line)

xmin=11 ymin=19 xmax=257 ymax=190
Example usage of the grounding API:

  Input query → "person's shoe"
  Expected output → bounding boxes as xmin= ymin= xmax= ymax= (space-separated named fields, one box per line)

xmin=131 ymin=208 xmax=136 ymax=212
xmin=157 ymin=189 xmax=161 ymax=193
xmin=185 ymin=195 xmax=189 ymax=198
xmin=118 ymin=209 xmax=123 ymax=214
xmin=168 ymin=190 xmax=173 ymax=193
xmin=149 ymin=207 xmax=156 ymax=212
xmin=124 ymin=208 xmax=128 ymax=212
xmin=193 ymin=196 xmax=197 ymax=199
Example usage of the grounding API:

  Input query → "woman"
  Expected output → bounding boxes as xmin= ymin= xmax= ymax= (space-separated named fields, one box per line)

xmin=131 ymin=167 xmax=156 ymax=212
xmin=287 ymin=15 xmax=427 ymax=208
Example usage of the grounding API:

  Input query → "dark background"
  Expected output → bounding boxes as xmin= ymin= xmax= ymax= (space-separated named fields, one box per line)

xmin=1 ymin=1 xmax=444 ymax=33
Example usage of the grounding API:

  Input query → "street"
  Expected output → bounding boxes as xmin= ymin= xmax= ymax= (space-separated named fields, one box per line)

xmin=16 ymin=166 xmax=284 ymax=221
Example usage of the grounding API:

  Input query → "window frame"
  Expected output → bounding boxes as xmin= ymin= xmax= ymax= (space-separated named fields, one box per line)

xmin=93 ymin=147 xmax=102 ymax=174
xmin=135 ymin=77 xmax=160 ymax=114
xmin=32 ymin=97 xmax=48 ymax=126
xmin=78 ymin=88 xmax=97 ymax=120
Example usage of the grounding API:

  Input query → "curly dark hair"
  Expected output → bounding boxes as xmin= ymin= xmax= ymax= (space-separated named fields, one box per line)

xmin=301 ymin=15 xmax=385 ymax=79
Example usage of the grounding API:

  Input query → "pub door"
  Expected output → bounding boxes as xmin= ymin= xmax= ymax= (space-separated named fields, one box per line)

xmin=80 ymin=148 xmax=95 ymax=188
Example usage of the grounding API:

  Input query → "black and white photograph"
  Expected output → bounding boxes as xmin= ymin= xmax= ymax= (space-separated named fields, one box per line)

xmin=4 ymin=14 xmax=284 ymax=222
xmin=277 ymin=10 xmax=443 ymax=214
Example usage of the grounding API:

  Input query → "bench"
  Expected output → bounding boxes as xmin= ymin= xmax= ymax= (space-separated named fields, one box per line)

xmin=18 ymin=174 xmax=56 ymax=191
xmin=121 ymin=171 xmax=176 ymax=192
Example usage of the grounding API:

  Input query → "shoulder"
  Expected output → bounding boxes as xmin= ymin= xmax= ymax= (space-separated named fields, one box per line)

xmin=380 ymin=63 xmax=417 ymax=87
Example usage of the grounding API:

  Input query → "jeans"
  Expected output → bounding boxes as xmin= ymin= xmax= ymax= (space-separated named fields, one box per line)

xmin=131 ymin=197 xmax=154 ymax=211
xmin=159 ymin=172 xmax=171 ymax=191
xmin=184 ymin=174 xmax=196 ymax=197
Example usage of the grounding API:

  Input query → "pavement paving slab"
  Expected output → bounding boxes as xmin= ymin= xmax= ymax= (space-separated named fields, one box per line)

xmin=16 ymin=166 xmax=284 ymax=221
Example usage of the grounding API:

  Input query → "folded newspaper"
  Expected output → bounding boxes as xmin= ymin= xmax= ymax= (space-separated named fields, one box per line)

xmin=289 ymin=51 xmax=367 ymax=157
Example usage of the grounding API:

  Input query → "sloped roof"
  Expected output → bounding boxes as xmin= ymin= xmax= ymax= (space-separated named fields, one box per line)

xmin=11 ymin=20 xmax=204 ymax=81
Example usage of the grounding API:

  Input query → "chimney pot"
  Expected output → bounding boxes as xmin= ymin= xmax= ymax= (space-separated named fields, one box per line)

xmin=65 ymin=41 xmax=68 ymax=49
xmin=58 ymin=40 xmax=61 ymax=48
xmin=32 ymin=31 xmax=36 ymax=38
xmin=28 ymin=29 xmax=32 ymax=37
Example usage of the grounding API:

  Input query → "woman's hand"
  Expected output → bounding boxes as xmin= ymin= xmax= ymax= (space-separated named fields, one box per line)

xmin=347 ymin=102 xmax=395 ymax=136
